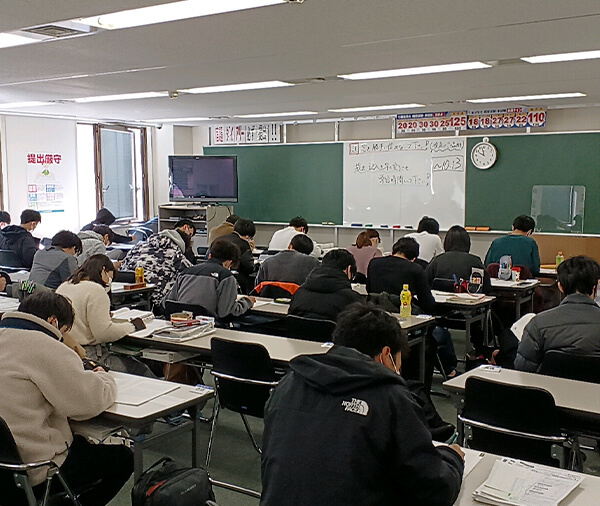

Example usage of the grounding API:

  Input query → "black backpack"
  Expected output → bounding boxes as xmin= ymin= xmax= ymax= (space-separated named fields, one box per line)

xmin=131 ymin=457 xmax=216 ymax=506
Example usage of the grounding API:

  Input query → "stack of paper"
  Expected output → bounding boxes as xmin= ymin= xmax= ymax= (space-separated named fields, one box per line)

xmin=473 ymin=457 xmax=584 ymax=505
xmin=112 ymin=307 xmax=155 ymax=323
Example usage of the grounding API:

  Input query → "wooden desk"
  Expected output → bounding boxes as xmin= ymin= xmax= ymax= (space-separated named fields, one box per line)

xmin=489 ymin=279 xmax=540 ymax=320
xmin=110 ymin=282 xmax=155 ymax=311
xmin=74 ymin=372 xmax=214 ymax=480
xmin=455 ymin=451 xmax=598 ymax=505
xmin=433 ymin=291 xmax=496 ymax=347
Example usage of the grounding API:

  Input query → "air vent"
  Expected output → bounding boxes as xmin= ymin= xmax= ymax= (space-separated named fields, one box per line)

xmin=24 ymin=25 xmax=86 ymax=38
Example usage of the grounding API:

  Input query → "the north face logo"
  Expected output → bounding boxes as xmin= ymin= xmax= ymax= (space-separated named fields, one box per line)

xmin=341 ymin=398 xmax=369 ymax=416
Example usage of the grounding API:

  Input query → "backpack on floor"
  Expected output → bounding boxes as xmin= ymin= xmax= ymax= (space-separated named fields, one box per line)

xmin=131 ymin=457 xmax=216 ymax=506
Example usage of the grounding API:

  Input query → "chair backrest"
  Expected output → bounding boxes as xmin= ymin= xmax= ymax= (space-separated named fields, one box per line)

xmin=126 ymin=227 xmax=152 ymax=243
xmin=431 ymin=278 xmax=455 ymax=293
xmin=210 ymin=338 xmax=278 ymax=418
xmin=284 ymin=314 xmax=336 ymax=342
xmin=460 ymin=377 xmax=565 ymax=466
xmin=540 ymin=351 xmax=600 ymax=384
xmin=0 ymin=416 xmax=29 ymax=505
xmin=252 ymin=281 xmax=300 ymax=299
xmin=113 ymin=269 xmax=136 ymax=283
xmin=0 ymin=250 xmax=24 ymax=268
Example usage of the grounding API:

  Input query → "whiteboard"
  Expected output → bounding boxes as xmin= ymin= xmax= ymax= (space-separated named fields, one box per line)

xmin=343 ymin=138 xmax=466 ymax=229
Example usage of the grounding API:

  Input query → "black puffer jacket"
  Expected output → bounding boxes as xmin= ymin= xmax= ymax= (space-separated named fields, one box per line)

xmin=0 ymin=225 xmax=38 ymax=268
xmin=261 ymin=346 xmax=464 ymax=505
xmin=289 ymin=265 xmax=362 ymax=321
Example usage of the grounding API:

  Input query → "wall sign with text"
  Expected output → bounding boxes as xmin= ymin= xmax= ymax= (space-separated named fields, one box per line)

xmin=212 ymin=123 xmax=280 ymax=144
xmin=467 ymin=107 xmax=546 ymax=130
xmin=396 ymin=112 xmax=467 ymax=134
xmin=26 ymin=152 xmax=65 ymax=213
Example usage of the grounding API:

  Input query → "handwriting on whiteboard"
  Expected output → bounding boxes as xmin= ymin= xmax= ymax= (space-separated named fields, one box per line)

xmin=350 ymin=139 xmax=465 ymax=156
xmin=432 ymin=156 xmax=464 ymax=172
xmin=379 ymin=174 xmax=430 ymax=186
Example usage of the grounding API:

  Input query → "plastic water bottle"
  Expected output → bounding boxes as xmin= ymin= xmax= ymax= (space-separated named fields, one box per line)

xmin=556 ymin=251 xmax=564 ymax=267
xmin=135 ymin=263 xmax=145 ymax=284
xmin=400 ymin=284 xmax=412 ymax=318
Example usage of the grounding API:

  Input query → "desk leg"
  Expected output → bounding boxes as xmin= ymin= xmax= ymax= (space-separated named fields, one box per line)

xmin=189 ymin=405 xmax=199 ymax=468
xmin=419 ymin=334 xmax=426 ymax=384
xmin=515 ymin=294 xmax=522 ymax=320
xmin=133 ymin=444 xmax=144 ymax=480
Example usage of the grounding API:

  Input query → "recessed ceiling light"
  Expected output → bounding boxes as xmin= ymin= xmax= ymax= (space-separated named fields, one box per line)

xmin=76 ymin=0 xmax=285 ymax=30
xmin=328 ymin=103 xmax=424 ymax=113
xmin=73 ymin=91 xmax=168 ymax=103
xmin=467 ymin=92 xmax=586 ymax=103
xmin=522 ymin=50 xmax=600 ymax=64
xmin=338 ymin=61 xmax=490 ymax=80
xmin=0 ymin=101 xmax=54 ymax=109
xmin=0 ymin=33 xmax=38 ymax=49
xmin=234 ymin=111 xmax=317 ymax=118
xmin=181 ymin=80 xmax=293 ymax=94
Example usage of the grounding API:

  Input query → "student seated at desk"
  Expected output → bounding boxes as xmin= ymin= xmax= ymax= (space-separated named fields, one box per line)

xmin=514 ymin=256 xmax=600 ymax=372
xmin=485 ymin=214 xmax=540 ymax=276
xmin=406 ymin=215 xmax=444 ymax=264
xmin=208 ymin=213 xmax=239 ymax=245
xmin=29 ymin=230 xmax=81 ymax=290
xmin=0 ymin=209 xmax=41 ymax=268
xmin=0 ymin=292 xmax=133 ymax=506
xmin=0 ymin=210 xmax=10 ymax=229
xmin=255 ymin=234 xmax=319 ymax=286
xmin=268 ymin=215 xmax=322 ymax=258
xmin=56 ymin=254 xmax=152 ymax=376
xmin=289 ymin=248 xmax=362 ymax=321
xmin=119 ymin=222 xmax=193 ymax=308
xmin=261 ymin=303 xmax=464 ymax=506
xmin=347 ymin=230 xmax=382 ymax=283
xmin=367 ymin=237 xmax=436 ymax=314
xmin=81 ymin=207 xmax=133 ymax=244
xmin=77 ymin=225 xmax=114 ymax=266
xmin=219 ymin=217 xmax=257 ymax=294
xmin=163 ymin=239 xmax=255 ymax=320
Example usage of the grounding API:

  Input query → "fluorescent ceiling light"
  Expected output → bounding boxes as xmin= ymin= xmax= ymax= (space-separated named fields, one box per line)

xmin=74 ymin=91 xmax=168 ymax=103
xmin=329 ymin=103 xmax=424 ymax=113
xmin=467 ymin=92 xmax=586 ymax=103
xmin=522 ymin=49 xmax=600 ymax=64
xmin=339 ymin=61 xmax=490 ymax=80
xmin=182 ymin=80 xmax=292 ymax=94
xmin=0 ymin=33 xmax=38 ymax=49
xmin=76 ymin=0 xmax=284 ymax=30
xmin=0 ymin=101 xmax=54 ymax=109
xmin=235 ymin=111 xmax=318 ymax=118
xmin=148 ymin=117 xmax=210 ymax=122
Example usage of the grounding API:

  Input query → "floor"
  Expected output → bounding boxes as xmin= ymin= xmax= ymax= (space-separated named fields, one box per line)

xmin=108 ymin=330 xmax=599 ymax=505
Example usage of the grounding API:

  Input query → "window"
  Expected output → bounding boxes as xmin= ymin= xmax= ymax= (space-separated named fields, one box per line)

xmin=92 ymin=124 xmax=149 ymax=221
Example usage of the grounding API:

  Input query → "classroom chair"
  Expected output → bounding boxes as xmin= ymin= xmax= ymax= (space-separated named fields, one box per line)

xmin=125 ymin=225 xmax=153 ymax=243
xmin=206 ymin=338 xmax=279 ymax=498
xmin=459 ymin=377 xmax=580 ymax=469
xmin=540 ymin=351 xmax=600 ymax=384
xmin=0 ymin=249 xmax=25 ymax=271
xmin=251 ymin=281 xmax=300 ymax=299
xmin=0 ymin=416 xmax=81 ymax=506
xmin=486 ymin=263 xmax=533 ymax=280
xmin=284 ymin=314 xmax=336 ymax=342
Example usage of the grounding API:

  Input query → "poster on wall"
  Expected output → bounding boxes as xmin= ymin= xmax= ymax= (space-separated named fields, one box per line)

xmin=26 ymin=152 xmax=65 ymax=213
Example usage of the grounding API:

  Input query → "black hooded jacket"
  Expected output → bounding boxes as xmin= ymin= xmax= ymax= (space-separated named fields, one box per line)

xmin=289 ymin=265 xmax=362 ymax=321
xmin=81 ymin=208 xmax=132 ymax=243
xmin=261 ymin=346 xmax=464 ymax=505
xmin=0 ymin=225 xmax=38 ymax=268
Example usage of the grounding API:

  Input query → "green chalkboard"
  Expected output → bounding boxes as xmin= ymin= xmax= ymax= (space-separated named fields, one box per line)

xmin=204 ymin=143 xmax=343 ymax=223
xmin=466 ymin=133 xmax=600 ymax=233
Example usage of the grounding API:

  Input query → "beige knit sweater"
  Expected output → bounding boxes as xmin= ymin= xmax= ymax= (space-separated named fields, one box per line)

xmin=0 ymin=311 xmax=117 ymax=485
xmin=56 ymin=280 xmax=135 ymax=345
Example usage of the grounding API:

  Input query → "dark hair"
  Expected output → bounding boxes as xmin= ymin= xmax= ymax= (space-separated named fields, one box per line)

xmin=91 ymin=225 xmax=115 ymax=244
xmin=0 ymin=211 xmax=10 ymax=224
xmin=333 ymin=303 xmax=410 ymax=359
xmin=392 ymin=237 xmax=419 ymax=260
xmin=234 ymin=218 xmax=256 ymax=238
xmin=19 ymin=292 xmax=75 ymax=331
xmin=366 ymin=229 xmax=380 ymax=240
xmin=444 ymin=225 xmax=471 ymax=253
xmin=290 ymin=234 xmax=314 ymax=255
xmin=513 ymin=215 xmax=535 ymax=233
xmin=51 ymin=230 xmax=83 ymax=255
xmin=95 ymin=208 xmax=116 ymax=225
xmin=355 ymin=231 xmax=372 ymax=249
xmin=20 ymin=209 xmax=41 ymax=225
xmin=322 ymin=248 xmax=357 ymax=277
xmin=210 ymin=238 xmax=241 ymax=265
xmin=174 ymin=219 xmax=196 ymax=234
xmin=289 ymin=216 xmax=308 ymax=233
xmin=69 ymin=254 xmax=114 ymax=287
xmin=226 ymin=214 xmax=240 ymax=225
xmin=557 ymin=255 xmax=600 ymax=296
xmin=417 ymin=216 xmax=440 ymax=234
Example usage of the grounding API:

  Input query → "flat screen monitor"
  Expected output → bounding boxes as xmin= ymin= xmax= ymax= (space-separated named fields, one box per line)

xmin=169 ymin=155 xmax=238 ymax=203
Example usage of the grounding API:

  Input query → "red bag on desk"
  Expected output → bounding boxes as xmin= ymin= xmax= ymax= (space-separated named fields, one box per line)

xmin=132 ymin=457 xmax=215 ymax=506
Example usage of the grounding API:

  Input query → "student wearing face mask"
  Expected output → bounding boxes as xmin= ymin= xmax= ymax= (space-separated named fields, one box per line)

xmin=56 ymin=255 xmax=151 ymax=376
xmin=261 ymin=303 xmax=464 ymax=506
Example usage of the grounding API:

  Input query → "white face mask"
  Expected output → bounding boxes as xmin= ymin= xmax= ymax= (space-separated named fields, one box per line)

xmin=105 ymin=279 xmax=112 ymax=293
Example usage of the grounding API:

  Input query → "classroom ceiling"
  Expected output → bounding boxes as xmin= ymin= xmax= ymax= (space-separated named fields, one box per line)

xmin=1 ymin=0 xmax=600 ymax=125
